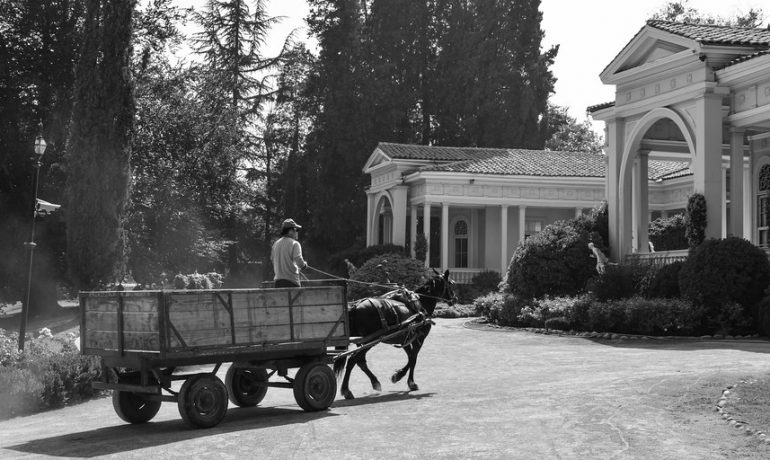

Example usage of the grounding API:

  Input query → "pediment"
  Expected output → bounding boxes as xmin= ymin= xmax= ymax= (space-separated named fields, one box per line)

xmin=601 ymin=25 xmax=696 ymax=84
xmin=362 ymin=147 xmax=392 ymax=173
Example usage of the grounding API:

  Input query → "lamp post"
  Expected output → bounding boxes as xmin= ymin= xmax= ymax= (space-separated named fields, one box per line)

xmin=18 ymin=130 xmax=47 ymax=350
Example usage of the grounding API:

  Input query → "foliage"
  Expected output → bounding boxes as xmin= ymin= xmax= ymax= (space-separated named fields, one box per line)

xmin=679 ymin=237 xmax=770 ymax=325
xmin=65 ymin=0 xmax=137 ymax=289
xmin=414 ymin=233 xmax=428 ymax=263
xmin=473 ymin=292 xmax=522 ymax=325
xmin=650 ymin=0 xmax=764 ymax=27
xmin=455 ymin=270 xmax=502 ymax=304
xmin=0 ymin=329 xmax=103 ymax=419
xmin=684 ymin=193 xmax=707 ymax=250
xmin=432 ymin=302 xmax=476 ymax=318
xmin=648 ymin=214 xmax=687 ymax=251
xmin=347 ymin=253 xmax=429 ymax=300
xmin=505 ymin=219 xmax=595 ymax=300
xmin=586 ymin=263 xmax=649 ymax=302
xmin=639 ymin=261 xmax=684 ymax=299
xmin=172 ymin=272 xmax=225 ymax=290
xmin=543 ymin=104 xmax=603 ymax=153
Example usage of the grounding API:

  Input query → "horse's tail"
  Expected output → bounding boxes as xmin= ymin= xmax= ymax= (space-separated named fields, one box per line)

xmin=333 ymin=355 xmax=347 ymax=379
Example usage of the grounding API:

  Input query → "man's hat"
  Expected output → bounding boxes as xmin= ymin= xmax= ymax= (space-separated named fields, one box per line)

xmin=282 ymin=218 xmax=302 ymax=230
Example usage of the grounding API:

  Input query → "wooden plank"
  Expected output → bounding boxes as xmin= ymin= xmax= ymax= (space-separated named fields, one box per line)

xmin=292 ymin=304 xmax=345 ymax=324
xmin=85 ymin=311 xmax=159 ymax=333
xmin=232 ymin=324 xmax=293 ymax=343
xmin=293 ymin=322 xmax=347 ymax=340
xmin=85 ymin=330 xmax=160 ymax=351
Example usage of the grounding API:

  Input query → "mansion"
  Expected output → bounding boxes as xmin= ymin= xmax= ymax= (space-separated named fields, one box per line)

xmin=363 ymin=20 xmax=770 ymax=283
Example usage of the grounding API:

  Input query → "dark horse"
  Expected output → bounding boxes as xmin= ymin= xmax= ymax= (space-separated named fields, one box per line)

xmin=334 ymin=269 xmax=455 ymax=399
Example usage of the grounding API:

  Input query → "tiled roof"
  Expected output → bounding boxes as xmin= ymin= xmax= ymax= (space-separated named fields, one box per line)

xmin=717 ymin=49 xmax=770 ymax=70
xmin=647 ymin=20 xmax=770 ymax=46
xmin=587 ymin=101 xmax=615 ymax=113
xmin=420 ymin=149 xmax=606 ymax=177
xmin=376 ymin=142 xmax=507 ymax=161
xmin=382 ymin=143 xmax=691 ymax=181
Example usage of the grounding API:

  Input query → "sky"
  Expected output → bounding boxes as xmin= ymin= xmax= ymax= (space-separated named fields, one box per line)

xmin=173 ymin=0 xmax=767 ymax=136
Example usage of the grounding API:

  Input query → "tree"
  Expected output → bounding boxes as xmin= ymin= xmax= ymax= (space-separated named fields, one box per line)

xmin=192 ymin=0 xmax=289 ymax=269
xmin=651 ymin=1 xmax=764 ymax=27
xmin=544 ymin=104 xmax=603 ymax=153
xmin=66 ymin=0 xmax=137 ymax=289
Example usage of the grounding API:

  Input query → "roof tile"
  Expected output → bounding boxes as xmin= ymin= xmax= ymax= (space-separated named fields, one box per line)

xmin=647 ymin=20 xmax=770 ymax=46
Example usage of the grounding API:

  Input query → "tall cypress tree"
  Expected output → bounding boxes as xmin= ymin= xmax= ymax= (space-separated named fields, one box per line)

xmin=66 ymin=0 xmax=137 ymax=289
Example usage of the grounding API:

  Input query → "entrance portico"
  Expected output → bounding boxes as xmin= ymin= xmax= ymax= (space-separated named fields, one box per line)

xmin=591 ymin=20 xmax=770 ymax=261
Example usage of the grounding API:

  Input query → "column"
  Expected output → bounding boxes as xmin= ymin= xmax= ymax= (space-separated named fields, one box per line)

xmin=744 ymin=161 xmax=752 ymax=240
xmin=390 ymin=186 xmax=408 ymax=246
xmin=410 ymin=205 xmax=417 ymax=257
xmin=637 ymin=151 xmax=649 ymax=253
xmin=423 ymin=203 xmax=431 ymax=267
xmin=693 ymin=88 xmax=729 ymax=239
xmin=729 ymin=128 xmax=745 ymax=237
xmin=366 ymin=192 xmax=376 ymax=246
xmin=721 ymin=166 xmax=727 ymax=238
xmin=501 ymin=205 xmax=509 ymax=274
xmin=606 ymin=120 xmax=625 ymax=262
xmin=441 ymin=203 xmax=449 ymax=270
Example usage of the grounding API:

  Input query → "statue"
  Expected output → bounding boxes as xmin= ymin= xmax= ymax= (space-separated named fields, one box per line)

xmin=588 ymin=242 xmax=609 ymax=275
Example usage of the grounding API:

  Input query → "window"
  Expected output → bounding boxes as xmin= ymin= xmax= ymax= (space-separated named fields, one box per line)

xmin=525 ymin=220 xmax=543 ymax=238
xmin=454 ymin=220 xmax=468 ymax=268
xmin=759 ymin=165 xmax=770 ymax=247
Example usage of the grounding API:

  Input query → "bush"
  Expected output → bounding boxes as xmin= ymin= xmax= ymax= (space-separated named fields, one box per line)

xmin=173 ymin=272 xmax=224 ymax=290
xmin=0 ymin=329 xmax=103 ymax=419
xmin=473 ymin=292 xmax=521 ymax=325
xmin=648 ymin=214 xmax=687 ymax=251
xmin=685 ymin=193 xmax=707 ymax=249
xmin=457 ymin=270 xmax=502 ymax=303
xmin=639 ymin=261 xmax=683 ymax=299
xmin=544 ymin=316 xmax=571 ymax=331
xmin=586 ymin=263 xmax=649 ymax=301
xmin=505 ymin=220 xmax=595 ymax=300
xmin=679 ymin=237 xmax=770 ymax=323
xmin=329 ymin=244 xmax=409 ymax=279
xmin=347 ymin=253 xmax=429 ymax=300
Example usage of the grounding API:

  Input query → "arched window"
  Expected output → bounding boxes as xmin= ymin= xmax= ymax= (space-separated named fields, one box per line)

xmin=758 ymin=165 xmax=770 ymax=247
xmin=454 ymin=220 xmax=468 ymax=268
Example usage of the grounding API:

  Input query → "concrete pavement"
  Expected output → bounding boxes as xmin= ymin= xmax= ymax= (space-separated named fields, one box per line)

xmin=1 ymin=318 xmax=770 ymax=459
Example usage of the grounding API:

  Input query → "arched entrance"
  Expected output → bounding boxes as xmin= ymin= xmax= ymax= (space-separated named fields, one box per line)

xmin=617 ymin=108 xmax=696 ymax=257
xmin=372 ymin=194 xmax=394 ymax=245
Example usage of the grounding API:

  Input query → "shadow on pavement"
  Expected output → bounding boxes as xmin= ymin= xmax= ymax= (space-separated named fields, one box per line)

xmin=588 ymin=337 xmax=770 ymax=354
xmin=5 ymin=406 xmax=337 ymax=458
xmin=331 ymin=391 xmax=435 ymax=408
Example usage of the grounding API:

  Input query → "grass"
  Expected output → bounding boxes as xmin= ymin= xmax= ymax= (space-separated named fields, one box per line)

xmin=722 ymin=376 xmax=770 ymax=437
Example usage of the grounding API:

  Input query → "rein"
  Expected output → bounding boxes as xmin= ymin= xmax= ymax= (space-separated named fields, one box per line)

xmin=306 ymin=265 xmax=452 ymax=305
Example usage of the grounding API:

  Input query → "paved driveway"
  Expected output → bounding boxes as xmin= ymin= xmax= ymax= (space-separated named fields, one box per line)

xmin=1 ymin=318 xmax=770 ymax=459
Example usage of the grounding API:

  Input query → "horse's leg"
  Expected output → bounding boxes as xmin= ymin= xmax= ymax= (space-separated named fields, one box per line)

xmin=405 ymin=339 xmax=424 ymax=391
xmin=356 ymin=349 xmax=382 ymax=392
xmin=340 ymin=350 xmax=358 ymax=399
xmin=391 ymin=344 xmax=411 ymax=384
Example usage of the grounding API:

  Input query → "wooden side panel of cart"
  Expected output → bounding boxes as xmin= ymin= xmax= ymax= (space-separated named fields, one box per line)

xmin=80 ymin=286 xmax=349 ymax=359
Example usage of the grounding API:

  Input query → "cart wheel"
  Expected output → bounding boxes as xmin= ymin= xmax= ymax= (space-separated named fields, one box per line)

xmin=293 ymin=362 xmax=336 ymax=412
xmin=226 ymin=365 xmax=269 ymax=407
xmin=178 ymin=374 xmax=228 ymax=428
xmin=112 ymin=391 xmax=161 ymax=424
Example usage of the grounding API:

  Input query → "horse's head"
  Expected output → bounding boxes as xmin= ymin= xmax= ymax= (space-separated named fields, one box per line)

xmin=429 ymin=268 xmax=456 ymax=306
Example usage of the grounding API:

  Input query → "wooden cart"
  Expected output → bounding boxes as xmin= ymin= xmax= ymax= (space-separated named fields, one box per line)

xmin=80 ymin=283 xmax=349 ymax=428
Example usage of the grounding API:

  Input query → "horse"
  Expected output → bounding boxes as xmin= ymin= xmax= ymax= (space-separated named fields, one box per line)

xmin=334 ymin=269 xmax=456 ymax=399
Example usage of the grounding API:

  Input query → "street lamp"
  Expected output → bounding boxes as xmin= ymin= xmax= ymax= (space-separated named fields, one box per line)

xmin=18 ymin=130 xmax=47 ymax=350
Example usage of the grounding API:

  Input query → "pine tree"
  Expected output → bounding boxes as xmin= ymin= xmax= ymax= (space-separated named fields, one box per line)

xmin=66 ymin=0 xmax=137 ymax=289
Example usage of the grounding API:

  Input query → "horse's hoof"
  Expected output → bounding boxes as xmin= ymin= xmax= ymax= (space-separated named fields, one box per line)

xmin=342 ymin=389 xmax=355 ymax=400
xmin=408 ymin=382 xmax=419 ymax=391
xmin=391 ymin=374 xmax=400 ymax=384
xmin=373 ymin=381 xmax=382 ymax=391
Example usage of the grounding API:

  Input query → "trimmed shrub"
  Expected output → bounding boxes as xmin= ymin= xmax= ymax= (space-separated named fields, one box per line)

xmin=648 ymin=214 xmax=687 ymax=251
xmin=329 ymin=244 xmax=409 ymax=279
xmin=586 ymin=263 xmax=649 ymax=301
xmin=458 ymin=270 xmax=502 ymax=303
xmin=505 ymin=219 xmax=595 ymax=300
xmin=173 ymin=272 xmax=224 ymax=289
xmin=679 ymin=237 xmax=770 ymax=323
xmin=685 ymin=193 xmax=707 ymax=249
xmin=473 ymin=292 xmax=521 ymax=325
xmin=348 ymin=253 xmax=429 ymax=300
xmin=640 ymin=261 xmax=683 ymax=299
xmin=544 ymin=316 xmax=571 ymax=331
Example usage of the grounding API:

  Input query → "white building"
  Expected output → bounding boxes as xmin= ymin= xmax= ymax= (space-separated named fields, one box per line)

xmin=363 ymin=20 xmax=770 ymax=283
